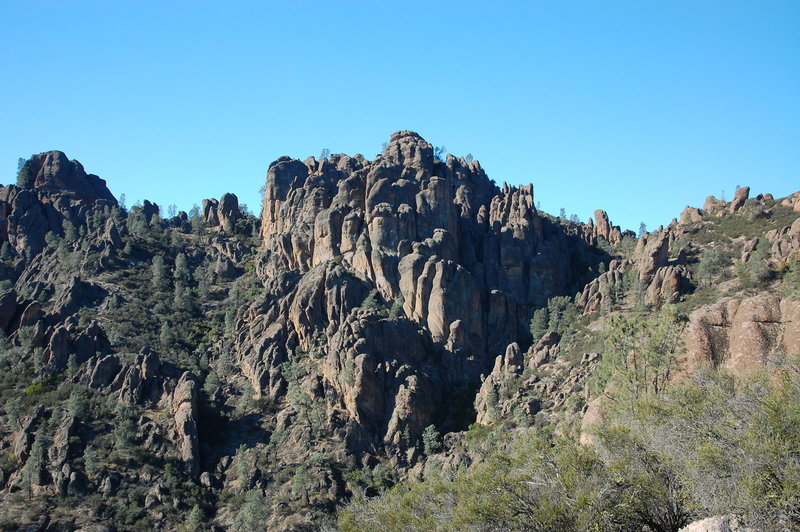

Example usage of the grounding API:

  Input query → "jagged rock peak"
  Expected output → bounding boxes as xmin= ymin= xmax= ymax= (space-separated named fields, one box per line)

xmin=16 ymin=151 xmax=116 ymax=204
xmin=381 ymin=130 xmax=434 ymax=167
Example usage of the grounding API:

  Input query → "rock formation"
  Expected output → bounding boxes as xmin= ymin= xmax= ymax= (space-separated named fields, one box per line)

xmin=1 ymin=136 xmax=798 ymax=531
xmin=684 ymin=293 xmax=800 ymax=376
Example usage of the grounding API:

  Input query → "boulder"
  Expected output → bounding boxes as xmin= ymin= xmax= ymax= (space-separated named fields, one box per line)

xmin=633 ymin=232 xmax=670 ymax=281
xmin=141 ymin=200 xmax=160 ymax=223
xmin=679 ymin=515 xmax=750 ymax=532
xmin=218 ymin=192 xmax=241 ymax=229
xmin=729 ymin=186 xmax=750 ymax=213
xmin=680 ymin=206 xmax=704 ymax=224
xmin=88 ymin=355 xmax=121 ymax=388
xmin=202 ymin=198 xmax=220 ymax=226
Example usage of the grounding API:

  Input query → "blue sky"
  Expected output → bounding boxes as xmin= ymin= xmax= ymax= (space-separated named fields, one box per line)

xmin=1 ymin=1 xmax=797 ymax=232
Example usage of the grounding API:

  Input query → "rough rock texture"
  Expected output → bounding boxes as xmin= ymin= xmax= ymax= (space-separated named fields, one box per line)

xmin=680 ymin=206 xmax=704 ymax=224
xmin=18 ymin=151 xmax=116 ymax=203
xmin=578 ymin=260 xmax=625 ymax=313
xmin=171 ymin=372 xmax=200 ymax=478
xmin=780 ymin=191 xmax=800 ymax=212
xmin=704 ymin=195 xmax=726 ymax=216
xmin=257 ymin=131 xmax=595 ymax=374
xmin=766 ymin=216 xmax=800 ymax=265
xmin=684 ymin=294 xmax=800 ymax=375
xmin=474 ymin=333 xmax=598 ymax=433
xmin=645 ymin=264 xmax=691 ymax=307
xmin=0 ymin=151 xmax=116 ymax=255
xmin=13 ymin=406 xmax=46 ymax=463
xmin=593 ymin=209 xmax=623 ymax=244
xmin=729 ymin=186 xmax=750 ymax=213
xmin=236 ymin=131 xmax=610 ymax=458
xmin=474 ymin=342 xmax=524 ymax=424
xmin=202 ymin=194 xmax=241 ymax=229
xmin=633 ymin=232 xmax=670 ymax=281
xmin=679 ymin=515 xmax=751 ymax=532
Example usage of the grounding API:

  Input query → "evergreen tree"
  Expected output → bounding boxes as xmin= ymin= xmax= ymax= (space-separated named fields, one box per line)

xmin=5 ymin=396 xmax=23 ymax=431
xmin=83 ymin=445 xmax=99 ymax=478
xmin=529 ymin=307 xmax=549 ymax=343
xmin=422 ymin=424 xmax=441 ymax=455
xmin=16 ymin=158 xmax=34 ymax=188
xmin=232 ymin=490 xmax=268 ymax=532
xmin=20 ymin=429 xmax=47 ymax=499
xmin=187 ymin=505 xmax=204 ymax=531
xmin=113 ymin=404 xmax=137 ymax=459
xmin=160 ymin=322 xmax=176 ymax=351
xmin=174 ymin=252 xmax=190 ymax=283
xmin=152 ymin=255 xmax=170 ymax=292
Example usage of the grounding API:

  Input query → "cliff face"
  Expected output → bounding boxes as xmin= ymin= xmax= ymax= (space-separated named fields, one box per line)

xmin=230 ymin=131 xmax=608 ymax=456
xmin=1 ymin=151 xmax=116 ymax=257
xmin=257 ymin=130 xmax=594 ymax=370
xmin=0 ymin=137 xmax=614 ymax=530
xmin=1 ymin=135 xmax=798 ymax=531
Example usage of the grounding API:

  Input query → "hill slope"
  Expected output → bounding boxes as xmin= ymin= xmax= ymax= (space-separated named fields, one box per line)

xmin=0 ymin=133 xmax=798 ymax=531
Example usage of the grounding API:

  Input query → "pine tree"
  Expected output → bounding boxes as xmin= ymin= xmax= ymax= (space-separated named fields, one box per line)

xmin=187 ymin=504 xmax=204 ymax=531
xmin=5 ymin=397 xmax=22 ymax=431
xmin=21 ymin=429 xmax=47 ymax=499
xmin=16 ymin=158 xmax=34 ymax=188
xmin=422 ymin=424 xmax=441 ymax=455
xmin=83 ymin=445 xmax=99 ymax=478
xmin=529 ymin=307 xmax=549 ymax=343
xmin=152 ymin=255 xmax=170 ymax=292
xmin=174 ymin=253 xmax=190 ymax=283
xmin=232 ymin=490 xmax=268 ymax=531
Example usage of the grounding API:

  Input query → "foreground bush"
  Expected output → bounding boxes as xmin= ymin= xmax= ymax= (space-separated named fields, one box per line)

xmin=338 ymin=359 xmax=800 ymax=531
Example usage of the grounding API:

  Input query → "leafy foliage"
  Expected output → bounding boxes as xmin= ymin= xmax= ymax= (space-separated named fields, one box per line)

xmin=529 ymin=295 xmax=579 ymax=343
xmin=341 ymin=359 xmax=800 ymax=531
xmin=592 ymin=306 xmax=687 ymax=400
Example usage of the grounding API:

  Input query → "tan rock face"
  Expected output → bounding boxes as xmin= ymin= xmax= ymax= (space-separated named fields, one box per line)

xmin=578 ymin=260 xmax=625 ymax=313
xmin=768 ymin=217 xmax=800 ymax=265
xmin=203 ymin=193 xmax=241 ymax=229
xmin=679 ymin=206 xmax=704 ymax=224
xmin=171 ymin=372 xmax=200 ymax=478
xmin=684 ymin=294 xmax=800 ymax=376
xmin=22 ymin=151 xmax=116 ymax=203
xmin=645 ymin=265 xmax=691 ymax=307
xmin=634 ymin=232 xmax=670 ymax=282
xmin=232 ymin=131 xmax=618 ymax=466
xmin=729 ymin=186 xmax=750 ymax=213
xmin=704 ymin=195 xmax=726 ymax=215
xmin=256 ymin=131 xmax=596 ymax=376
xmin=0 ymin=151 xmax=118 ymax=256
xmin=593 ymin=209 xmax=622 ymax=244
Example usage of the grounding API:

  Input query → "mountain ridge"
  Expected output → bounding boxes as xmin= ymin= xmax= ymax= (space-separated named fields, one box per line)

xmin=0 ymin=132 xmax=798 ymax=531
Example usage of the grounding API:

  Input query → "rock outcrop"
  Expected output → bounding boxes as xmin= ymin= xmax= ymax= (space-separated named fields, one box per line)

xmin=729 ymin=186 xmax=750 ymax=213
xmin=684 ymin=294 xmax=800 ymax=375
xmin=202 ymin=193 xmax=242 ymax=229
xmin=592 ymin=209 xmax=623 ymax=244
xmin=230 ymin=131 xmax=612 ymax=460
xmin=171 ymin=372 xmax=200 ymax=478
xmin=16 ymin=151 xmax=116 ymax=203
xmin=255 ymin=131 xmax=600 ymax=381
xmin=0 ymin=151 xmax=117 ymax=256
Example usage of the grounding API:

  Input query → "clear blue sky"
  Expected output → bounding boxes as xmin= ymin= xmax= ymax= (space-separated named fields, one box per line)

xmin=1 ymin=1 xmax=798 ymax=232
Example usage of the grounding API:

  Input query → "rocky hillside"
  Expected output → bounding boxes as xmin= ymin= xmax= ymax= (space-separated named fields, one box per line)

xmin=0 ymin=133 xmax=798 ymax=531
